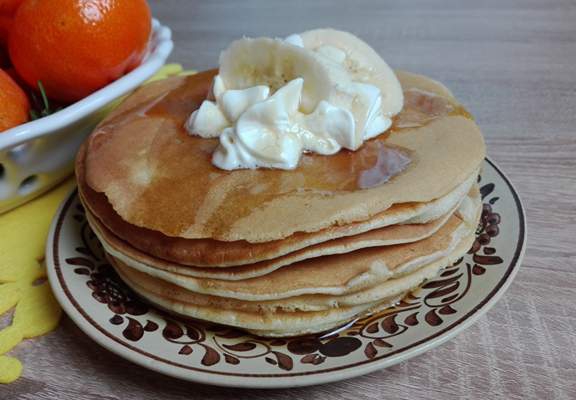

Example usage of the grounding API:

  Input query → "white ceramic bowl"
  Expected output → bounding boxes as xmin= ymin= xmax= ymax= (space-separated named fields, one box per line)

xmin=0 ymin=19 xmax=173 ymax=214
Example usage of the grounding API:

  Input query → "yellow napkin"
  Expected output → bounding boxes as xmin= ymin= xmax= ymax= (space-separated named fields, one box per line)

xmin=0 ymin=64 xmax=193 ymax=384
xmin=0 ymin=180 xmax=74 ymax=383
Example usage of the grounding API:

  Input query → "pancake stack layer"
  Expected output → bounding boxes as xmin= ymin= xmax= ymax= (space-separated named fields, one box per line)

xmin=77 ymin=70 xmax=486 ymax=337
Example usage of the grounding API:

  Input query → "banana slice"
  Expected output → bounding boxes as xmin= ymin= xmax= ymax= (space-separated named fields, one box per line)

xmin=299 ymin=28 xmax=404 ymax=117
xmin=218 ymin=37 xmax=352 ymax=114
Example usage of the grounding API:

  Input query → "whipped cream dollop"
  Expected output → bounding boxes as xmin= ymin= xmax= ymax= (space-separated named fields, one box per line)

xmin=186 ymin=29 xmax=404 ymax=170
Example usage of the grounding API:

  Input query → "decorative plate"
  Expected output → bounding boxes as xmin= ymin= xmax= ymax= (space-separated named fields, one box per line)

xmin=46 ymin=158 xmax=525 ymax=388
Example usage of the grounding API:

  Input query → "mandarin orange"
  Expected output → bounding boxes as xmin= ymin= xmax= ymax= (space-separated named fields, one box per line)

xmin=0 ymin=0 xmax=24 ymax=48
xmin=0 ymin=68 xmax=29 ymax=132
xmin=9 ymin=0 xmax=151 ymax=103
xmin=0 ymin=0 xmax=24 ymax=16
xmin=0 ymin=48 xmax=8 ymax=68
xmin=0 ymin=14 xmax=11 ymax=47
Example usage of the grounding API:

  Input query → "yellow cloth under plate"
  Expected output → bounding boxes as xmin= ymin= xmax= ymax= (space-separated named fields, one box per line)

xmin=0 ymin=180 xmax=73 ymax=384
xmin=0 ymin=64 xmax=193 ymax=384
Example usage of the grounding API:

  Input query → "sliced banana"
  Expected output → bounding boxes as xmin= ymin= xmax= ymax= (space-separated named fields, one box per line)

xmin=218 ymin=37 xmax=352 ymax=114
xmin=299 ymin=28 xmax=404 ymax=117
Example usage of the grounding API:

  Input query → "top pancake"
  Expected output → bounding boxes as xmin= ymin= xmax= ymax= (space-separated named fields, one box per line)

xmin=82 ymin=70 xmax=485 ymax=242
xmin=78 ymin=164 xmax=475 ymax=267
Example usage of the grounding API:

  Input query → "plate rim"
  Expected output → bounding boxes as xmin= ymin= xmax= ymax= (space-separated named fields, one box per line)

xmin=46 ymin=157 xmax=526 ymax=388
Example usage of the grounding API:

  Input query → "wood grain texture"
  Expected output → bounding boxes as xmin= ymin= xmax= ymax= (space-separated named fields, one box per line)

xmin=2 ymin=0 xmax=576 ymax=398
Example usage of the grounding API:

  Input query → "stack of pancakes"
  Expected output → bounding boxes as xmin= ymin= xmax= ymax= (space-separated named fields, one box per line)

xmin=76 ymin=70 xmax=485 ymax=337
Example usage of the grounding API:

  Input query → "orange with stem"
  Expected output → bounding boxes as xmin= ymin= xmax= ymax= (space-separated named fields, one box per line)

xmin=9 ymin=0 xmax=152 ymax=103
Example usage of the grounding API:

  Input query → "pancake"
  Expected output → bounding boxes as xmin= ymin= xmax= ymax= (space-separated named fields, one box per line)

xmin=122 ymin=276 xmax=380 ymax=335
xmin=104 ymin=186 xmax=479 ymax=302
xmin=81 ymin=69 xmax=485 ymax=243
xmin=89 ymin=186 xmax=478 ymax=282
xmin=78 ymin=163 xmax=476 ymax=267
xmin=114 ymin=230 xmax=476 ymax=336
xmin=108 ymin=215 xmax=467 ymax=301
xmin=89 ymin=205 xmax=454 ymax=281
xmin=120 ymin=265 xmax=405 ymax=337
xmin=113 ymin=225 xmax=477 ymax=313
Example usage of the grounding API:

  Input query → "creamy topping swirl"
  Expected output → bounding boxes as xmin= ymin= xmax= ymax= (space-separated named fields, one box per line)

xmin=186 ymin=30 xmax=403 ymax=170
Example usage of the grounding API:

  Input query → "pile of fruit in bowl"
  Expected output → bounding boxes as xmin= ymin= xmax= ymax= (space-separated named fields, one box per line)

xmin=0 ymin=0 xmax=152 ymax=132
xmin=0 ymin=0 xmax=172 ymax=213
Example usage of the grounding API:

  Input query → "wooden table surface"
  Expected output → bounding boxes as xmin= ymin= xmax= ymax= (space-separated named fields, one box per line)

xmin=3 ymin=0 xmax=576 ymax=399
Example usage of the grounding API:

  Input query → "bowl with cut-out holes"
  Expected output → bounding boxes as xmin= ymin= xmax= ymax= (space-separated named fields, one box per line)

xmin=0 ymin=19 xmax=173 ymax=214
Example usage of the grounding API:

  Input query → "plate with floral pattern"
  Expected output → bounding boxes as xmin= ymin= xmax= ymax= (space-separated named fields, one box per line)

xmin=46 ymin=158 xmax=525 ymax=388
